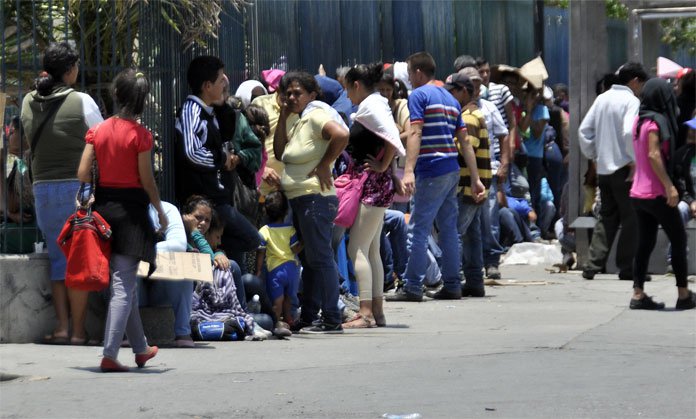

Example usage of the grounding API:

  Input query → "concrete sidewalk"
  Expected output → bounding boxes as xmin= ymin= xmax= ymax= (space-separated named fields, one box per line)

xmin=1 ymin=265 xmax=694 ymax=418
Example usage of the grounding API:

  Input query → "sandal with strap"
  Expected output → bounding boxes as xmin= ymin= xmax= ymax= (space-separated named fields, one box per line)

xmin=342 ymin=313 xmax=376 ymax=329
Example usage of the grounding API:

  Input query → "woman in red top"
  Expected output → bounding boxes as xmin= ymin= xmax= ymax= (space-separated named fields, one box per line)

xmin=77 ymin=69 xmax=167 ymax=372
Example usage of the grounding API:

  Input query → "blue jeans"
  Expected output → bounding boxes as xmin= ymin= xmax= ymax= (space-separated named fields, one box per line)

xmin=482 ymin=182 xmax=505 ymax=267
xmin=403 ymin=171 xmax=460 ymax=295
xmin=33 ymin=180 xmax=81 ymax=280
xmin=499 ymin=207 xmax=534 ymax=246
xmin=290 ymin=194 xmax=341 ymax=325
xmin=539 ymin=200 xmax=556 ymax=236
xmin=457 ymin=199 xmax=484 ymax=286
xmin=140 ymin=280 xmax=193 ymax=337
xmin=380 ymin=209 xmax=409 ymax=283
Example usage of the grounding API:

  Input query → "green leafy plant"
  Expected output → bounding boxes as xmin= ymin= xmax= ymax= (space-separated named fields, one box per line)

xmin=661 ymin=18 xmax=696 ymax=56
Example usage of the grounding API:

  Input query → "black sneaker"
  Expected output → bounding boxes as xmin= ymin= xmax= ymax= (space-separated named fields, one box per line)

xmin=485 ymin=266 xmax=501 ymax=280
xmin=385 ymin=288 xmax=423 ymax=302
xmin=299 ymin=323 xmax=344 ymax=334
xmin=461 ymin=285 xmax=486 ymax=297
xmin=425 ymin=288 xmax=461 ymax=300
xmin=629 ymin=294 xmax=665 ymax=310
xmin=675 ymin=291 xmax=696 ymax=311
xmin=290 ymin=319 xmax=314 ymax=333
xmin=582 ymin=269 xmax=597 ymax=280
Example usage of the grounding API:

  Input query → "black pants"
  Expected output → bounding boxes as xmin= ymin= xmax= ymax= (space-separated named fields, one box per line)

xmin=216 ymin=203 xmax=262 ymax=271
xmin=632 ymin=197 xmax=688 ymax=289
xmin=586 ymin=166 xmax=637 ymax=278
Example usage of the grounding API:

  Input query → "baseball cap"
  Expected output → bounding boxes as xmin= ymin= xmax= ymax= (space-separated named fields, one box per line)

xmin=458 ymin=66 xmax=482 ymax=81
xmin=444 ymin=73 xmax=473 ymax=93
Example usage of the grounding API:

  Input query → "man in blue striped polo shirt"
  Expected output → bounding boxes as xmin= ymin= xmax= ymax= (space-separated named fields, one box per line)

xmin=387 ymin=52 xmax=485 ymax=302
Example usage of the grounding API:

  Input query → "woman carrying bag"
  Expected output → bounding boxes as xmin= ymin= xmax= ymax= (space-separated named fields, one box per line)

xmin=77 ymin=69 xmax=166 ymax=372
xmin=342 ymin=63 xmax=405 ymax=328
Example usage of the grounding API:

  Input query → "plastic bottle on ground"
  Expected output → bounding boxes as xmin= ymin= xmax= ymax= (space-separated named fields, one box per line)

xmin=248 ymin=294 xmax=261 ymax=314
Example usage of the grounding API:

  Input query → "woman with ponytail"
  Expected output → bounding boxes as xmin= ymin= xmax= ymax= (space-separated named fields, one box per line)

xmin=77 ymin=68 xmax=165 ymax=371
xmin=20 ymin=42 xmax=103 ymax=346
xmin=342 ymin=63 xmax=406 ymax=328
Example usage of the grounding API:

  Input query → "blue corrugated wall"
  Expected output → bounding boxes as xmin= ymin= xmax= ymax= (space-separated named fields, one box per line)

xmin=253 ymin=0 xmax=536 ymax=81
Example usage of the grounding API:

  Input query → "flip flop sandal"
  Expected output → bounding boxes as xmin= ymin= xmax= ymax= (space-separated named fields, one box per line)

xmin=342 ymin=313 xmax=376 ymax=329
xmin=41 ymin=334 xmax=70 ymax=345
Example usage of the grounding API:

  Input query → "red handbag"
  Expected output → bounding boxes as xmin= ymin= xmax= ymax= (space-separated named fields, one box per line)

xmin=57 ymin=206 xmax=112 ymax=291
xmin=57 ymin=166 xmax=112 ymax=291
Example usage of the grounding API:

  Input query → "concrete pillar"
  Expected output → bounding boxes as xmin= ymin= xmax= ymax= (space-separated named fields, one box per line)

xmin=568 ymin=0 xmax=608 ymax=266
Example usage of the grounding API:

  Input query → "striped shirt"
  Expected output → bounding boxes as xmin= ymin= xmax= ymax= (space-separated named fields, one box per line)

xmin=175 ymin=95 xmax=221 ymax=170
xmin=409 ymin=84 xmax=465 ymax=178
xmin=457 ymin=106 xmax=491 ymax=204
xmin=483 ymin=82 xmax=513 ymax=127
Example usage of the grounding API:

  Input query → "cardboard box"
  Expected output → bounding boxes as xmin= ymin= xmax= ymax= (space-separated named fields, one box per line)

xmin=138 ymin=252 xmax=213 ymax=282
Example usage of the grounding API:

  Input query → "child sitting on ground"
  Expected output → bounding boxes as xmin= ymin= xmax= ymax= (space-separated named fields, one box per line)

xmin=256 ymin=191 xmax=301 ymax=337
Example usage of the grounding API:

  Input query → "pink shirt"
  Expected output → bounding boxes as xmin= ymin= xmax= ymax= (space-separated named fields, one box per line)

xmin=630 ymin=119 xmax=665 ymax=199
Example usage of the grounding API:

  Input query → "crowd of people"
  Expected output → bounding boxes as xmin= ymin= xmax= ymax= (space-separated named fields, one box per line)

xmin=3 ymin=41 xmax=696 ymax=372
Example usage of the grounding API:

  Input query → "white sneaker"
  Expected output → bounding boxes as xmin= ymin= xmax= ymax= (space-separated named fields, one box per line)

xmin=253 ymin=324 xmax=273 ymax=339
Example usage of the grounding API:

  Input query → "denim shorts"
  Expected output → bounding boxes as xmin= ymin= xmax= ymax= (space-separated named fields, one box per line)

xmin=33 ymin=180 xmax=81 ymax=280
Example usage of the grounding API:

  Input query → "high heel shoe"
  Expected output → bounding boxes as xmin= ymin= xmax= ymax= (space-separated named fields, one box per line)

xmin=135 ymin=346 xmax=158 ymax=368
xmin=100 ymin=357 xmax=129 ymax=373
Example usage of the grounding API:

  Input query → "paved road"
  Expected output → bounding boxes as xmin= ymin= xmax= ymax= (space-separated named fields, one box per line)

xmin=1 ymin=265 xmax=694 ymax=418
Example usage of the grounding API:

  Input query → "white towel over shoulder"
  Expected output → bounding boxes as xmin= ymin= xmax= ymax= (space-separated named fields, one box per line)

xmin=352 ymin=92 xmax=405 ymax=157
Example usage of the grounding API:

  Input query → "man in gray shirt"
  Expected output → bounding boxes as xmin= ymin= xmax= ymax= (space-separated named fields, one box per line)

xmin=578 ymin=62 xmax=648 ymax=280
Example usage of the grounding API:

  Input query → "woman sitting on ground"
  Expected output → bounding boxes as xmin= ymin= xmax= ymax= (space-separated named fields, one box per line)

xmin=181 ymin=196 xmax=258 ymax=338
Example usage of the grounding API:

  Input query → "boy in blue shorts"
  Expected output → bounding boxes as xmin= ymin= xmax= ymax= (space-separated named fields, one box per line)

xmin=256 ymin=191 xmax=301 ymax=337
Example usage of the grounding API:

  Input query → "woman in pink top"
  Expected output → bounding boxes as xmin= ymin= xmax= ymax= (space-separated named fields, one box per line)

xmin=629 ymin=78 xmax=695 ymax=311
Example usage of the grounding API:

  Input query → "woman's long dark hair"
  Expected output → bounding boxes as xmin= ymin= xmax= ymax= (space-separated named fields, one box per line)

xmin=35 ymin=42 xmax=79 ymax=96
xmin=112 ymin=68 xmax=150 ymax=116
